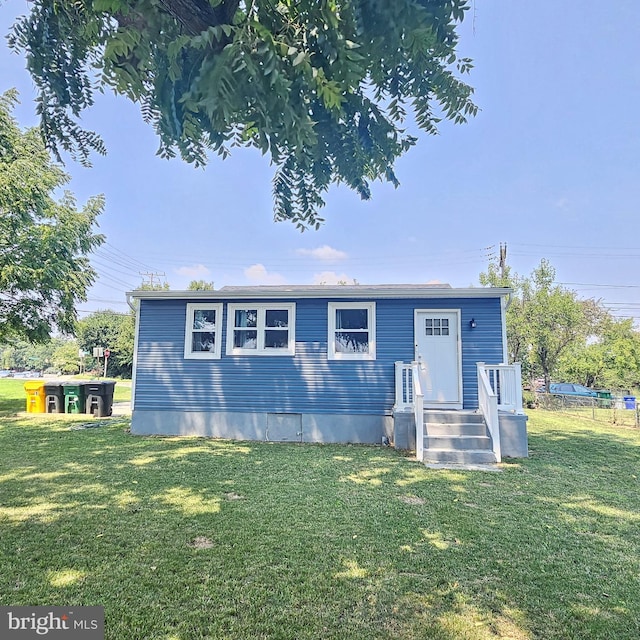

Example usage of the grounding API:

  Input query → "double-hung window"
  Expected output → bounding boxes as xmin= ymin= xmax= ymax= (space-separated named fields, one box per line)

xmin=184 ymin=303 xmax=223 ymax=359
xmin=226 ymin=303 xmax=296 ymax=356
xmin=328 ymin=302 xmax=376 ymax=360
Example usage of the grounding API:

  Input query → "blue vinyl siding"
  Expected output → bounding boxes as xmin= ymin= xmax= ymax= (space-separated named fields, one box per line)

xmin=134 ymin=296 xmax=504 ymax=414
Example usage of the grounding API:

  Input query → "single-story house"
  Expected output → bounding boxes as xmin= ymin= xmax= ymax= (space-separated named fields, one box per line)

xmin=128 ymin=284 xmax=527 ymax=463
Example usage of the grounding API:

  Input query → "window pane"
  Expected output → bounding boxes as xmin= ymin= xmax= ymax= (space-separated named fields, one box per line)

xmin=193 ymin=309 xmax=216 ymax=330
xmin=235 ymin=310 xmax=257 ymax=328
xmin=336 ymin=308 xmax=368 ymax=330
xmin=335 ymin=331 xmax=369 ymax=353
xmin=234 ymin=330 xmax=257 ymax=349
xmin=426 ymin=317 xmax=450 ymax=336
xmin=266 ymin=309 xmax=288 ymax=328
xmin=265 ymin=329 xmax=288 ymax=349
xmin=192 ymin=332 xmax=216 ymax=352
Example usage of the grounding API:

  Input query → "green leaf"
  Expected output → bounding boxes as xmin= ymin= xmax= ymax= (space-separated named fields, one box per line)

xmin=13 ymin=0 xmax=477 ymax=229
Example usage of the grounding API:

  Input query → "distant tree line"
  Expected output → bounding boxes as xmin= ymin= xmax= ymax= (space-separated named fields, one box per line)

xmin=1 ymin=310 xmax=133 ymax=378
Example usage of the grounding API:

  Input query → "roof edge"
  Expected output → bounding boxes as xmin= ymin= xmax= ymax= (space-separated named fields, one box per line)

xmin=128 ymin=286 xmax=512 ymax=300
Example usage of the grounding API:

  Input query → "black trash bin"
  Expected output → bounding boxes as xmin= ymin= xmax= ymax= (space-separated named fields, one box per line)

xmin=44 ymin=382 xmax=65 ymax=413
xmin=84 ymin=381 xmax=116 ymax=417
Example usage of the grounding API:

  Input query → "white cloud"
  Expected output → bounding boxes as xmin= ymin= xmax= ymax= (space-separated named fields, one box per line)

xmin=312 ymin=271 xmax=354 ymax=285
xmin=176 ymin=264 xmax=211 ymax=278
xmin=297 ymin=245 xmax=348 ymax=261
xmin=244 ymin=263 xmax=287 ymax=285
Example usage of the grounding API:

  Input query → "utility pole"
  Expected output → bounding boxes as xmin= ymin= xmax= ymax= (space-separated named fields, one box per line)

xmin=139 ymin=271 xmax=166 ymax=289
xmin=103 ymin=349 xmax=110 ymax=378
xmin=499 ymin=243 xmax=507 ymax=282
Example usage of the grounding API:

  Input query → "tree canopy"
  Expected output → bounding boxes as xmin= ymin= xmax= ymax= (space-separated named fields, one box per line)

xmin=481 ymin=258 xmax=640 ymax=393
xmin=9 ymin=0 xmax=476 ymax=228
xmin=76 ymin=309 xmax=133 ymax=377
xmin=480 ymin=259 xmax=602 ymax=390
xmin=518 ymin=261 xmax=601 ymax=391
xmin=187 ymin=279 xmax=215 ymax=290
xmin=0 ymin=89 xmax=105 ymax=343
xmin=559 ymin=316 xmax=640 ymax=392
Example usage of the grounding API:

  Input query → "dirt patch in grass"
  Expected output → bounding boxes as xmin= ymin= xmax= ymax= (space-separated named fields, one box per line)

xmin=189 ymin=536 xmax=214 ymax=549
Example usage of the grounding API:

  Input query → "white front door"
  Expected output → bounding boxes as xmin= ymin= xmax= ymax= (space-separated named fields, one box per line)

xmin=415 ymin=310 xmax=462 ymax=408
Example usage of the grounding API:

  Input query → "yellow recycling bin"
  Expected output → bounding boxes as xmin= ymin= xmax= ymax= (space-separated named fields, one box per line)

xmin=24 ymin=380 xmax=46 ymax=413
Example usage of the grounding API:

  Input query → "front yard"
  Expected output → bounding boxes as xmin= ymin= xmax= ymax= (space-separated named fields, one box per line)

xmin=0 ymin=401 xmax=638 ymax=639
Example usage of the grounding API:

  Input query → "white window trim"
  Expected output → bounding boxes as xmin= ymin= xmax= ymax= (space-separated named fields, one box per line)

xmin=328 ymin=301 xmax=376 ymax=361
xmin=226 ymin=303 xmax=296 ymax=356
xmin=184 ymin=303 xmax=223 ymax=359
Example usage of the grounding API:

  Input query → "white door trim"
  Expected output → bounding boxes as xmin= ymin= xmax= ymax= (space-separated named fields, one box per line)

xmin=414 ymin=308 xmax=463 ymax=409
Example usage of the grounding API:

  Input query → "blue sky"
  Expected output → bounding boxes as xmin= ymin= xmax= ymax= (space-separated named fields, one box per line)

xmin=2 ymin=1 xmax=640 ymax=319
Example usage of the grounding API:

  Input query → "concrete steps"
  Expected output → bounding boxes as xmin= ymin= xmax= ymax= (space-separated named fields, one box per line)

xmin=422 ymin=410 xmax=497 ymax=465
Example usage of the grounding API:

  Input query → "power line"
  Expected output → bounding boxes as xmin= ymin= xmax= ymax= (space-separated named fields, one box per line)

xmin=85 ymin=297 xmax=129 ymax=305
xmin=102 ymin=241 xmax=160 ymax=272
xmin=129 ymin=247 xmax=491 ymax=269
xmin=91 ymin=256 xmax=142 ymax=281
xmin=559 ymin=282 xmax=640 ymax=289
xmin=511 ymin=242 xmax=640 ymax=252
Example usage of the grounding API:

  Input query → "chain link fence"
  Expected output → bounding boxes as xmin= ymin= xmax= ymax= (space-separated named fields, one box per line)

xmin=535 ymin=393 xmax=640 ymax=427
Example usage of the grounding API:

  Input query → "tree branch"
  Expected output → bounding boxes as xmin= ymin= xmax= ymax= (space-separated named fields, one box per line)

xmin=155 ymin=0 xmax=241 ymax=35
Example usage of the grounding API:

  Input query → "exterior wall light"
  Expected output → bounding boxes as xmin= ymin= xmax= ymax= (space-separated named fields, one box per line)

xmin=469 ymin=318 xmax=477 ymax=329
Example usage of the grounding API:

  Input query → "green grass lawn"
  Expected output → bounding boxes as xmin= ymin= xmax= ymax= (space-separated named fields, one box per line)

xmin=0 ymin=379 xmax=25 ymax=415
xmin=0 ymin=409 xmax=639 ymax=639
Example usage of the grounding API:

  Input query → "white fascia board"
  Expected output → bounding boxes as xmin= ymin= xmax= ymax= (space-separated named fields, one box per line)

xmin=127 ymin=287 xmax=512 ymax=301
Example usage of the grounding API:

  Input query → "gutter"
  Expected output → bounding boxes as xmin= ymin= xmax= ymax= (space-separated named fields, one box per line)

xmin=126 ymin=293 xmax=136 ymax=311
xmin=504 ymin=290 xmax=513 ymax=310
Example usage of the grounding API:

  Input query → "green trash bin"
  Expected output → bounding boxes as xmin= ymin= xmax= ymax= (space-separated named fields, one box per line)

xmin=63 ymin=382 xmax=87 ymax=414
xmin=596 ymin=390 xmax=612 ymax=409
xmin=44 ymin=382 xmax=65 ymax=413
xmin=84 ymin=381 xmax=116 ymax=417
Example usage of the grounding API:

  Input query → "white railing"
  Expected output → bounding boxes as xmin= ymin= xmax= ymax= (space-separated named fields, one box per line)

xmin=477 ymin=364 xmax=501 ymax=462
xmin=412 ymin=362 xmax=425 ymax=462
xmin=477 ymin=362 xmax=523 ymax=413
xmin=394 ymin=360 xmax=425 ymax=461
xmin=394 ymin=361 xmax=414 ymax=411
xmin=395 ymin=360 xmax=523 ymax=464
